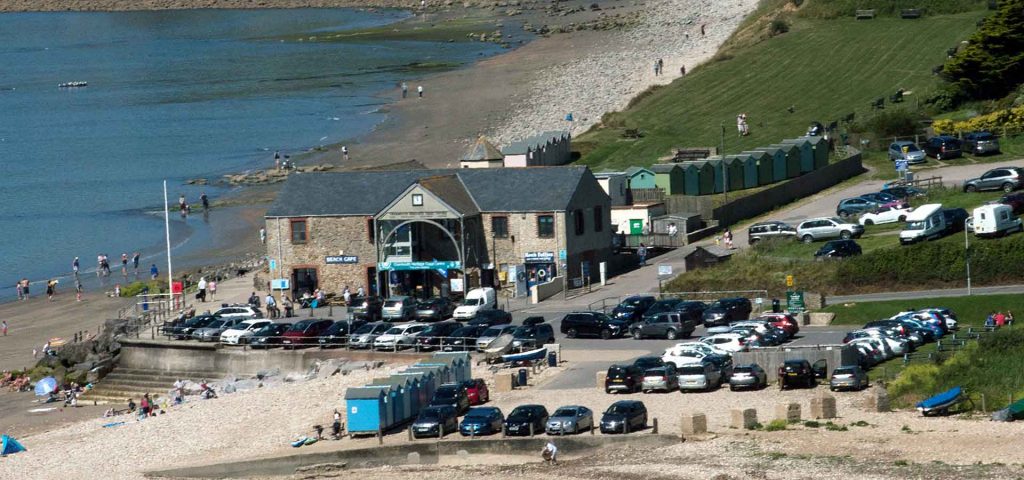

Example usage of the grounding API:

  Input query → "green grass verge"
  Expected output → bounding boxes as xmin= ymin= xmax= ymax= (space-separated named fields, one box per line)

xmin=823 ymin=292 xmax=1024 ymax=326
xmin=574 ymin=12 xmax=986 ymax=171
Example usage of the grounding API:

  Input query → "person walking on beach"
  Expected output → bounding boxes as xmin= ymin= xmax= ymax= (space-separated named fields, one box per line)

xmin=342 ymin=146 xmax=349 ymax=162
xmin=150 ymin=264 xmax=159 ymax=280
xmin=401 ymin=82 xmax=408 ymax=99
xmin=700 ymin=23 xmax=706 ymax=36
xmin=1 ymin=320 xmax=7 ymax=336
xmin=208 ymin=279 xmax=217 ymax=301
xmin=46 ymin=279 xmax=57 ymax=301
xmin=16 ymin=281 xmax=24 ymax=301
xmin=179 ymin=194 xmax=186 ymax=211
xmin=653 ymin=60 xmax=660 ymax=76
xmin=200 ymin=192 xmax=209 ymax=211
xmin=658 ymin=58 xmax=664 ymax=75
xmin=197 ymin=277 xmax=207 ymax=302
xmin=75 ymin=277 xmax=83 ymax=302
xmin=72 ymin=257 xmax=79 ymax=275
xmin=132 ymin=252 xmax=140 ymax=275
xmin=259 ymin=227 xmax=266 ymax=245
xmin=21 ymin=278 xmax=30 ymax=300
xmin=121 ymin=253 xmax=129 ymax=277
xmin=417 ymin=85 xmax=424 ymax=98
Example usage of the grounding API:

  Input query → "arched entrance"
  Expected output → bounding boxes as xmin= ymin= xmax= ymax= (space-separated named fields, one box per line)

xmin=375 ymin=218 xmax=465 ymax=298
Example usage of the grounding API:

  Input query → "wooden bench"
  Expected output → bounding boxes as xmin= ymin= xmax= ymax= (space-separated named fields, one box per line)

xmin=855 ymin=9 xmax=875 ymax=20
xmin=672 ymin=148 xmax=712 ymax=161
xmin=871 ymin=98 xmax=885 ymax=110
xmin=623 ymin=128 xmax=642 ymax=139
xmin=900 ymin=8 xmax=922 ymax=19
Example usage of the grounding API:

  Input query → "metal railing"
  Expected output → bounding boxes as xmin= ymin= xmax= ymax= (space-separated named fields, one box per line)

xmin=152 ymin=330 xmax=535 ymax=355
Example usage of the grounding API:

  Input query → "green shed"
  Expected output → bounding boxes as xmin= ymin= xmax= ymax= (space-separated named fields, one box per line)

xmin=721 ymin=157 xmax=746 ymax=192
xmin=681 ymin=160 xmax=715 ymax=195
xmin=781 ymin=138 xmax=815 ymax=173
xmin=805 ymin=136 xmax=830 ymax=169
xmin=742 ymin=150 xmax=774 ymax=186
xmin=704 ymin=157 xmax=725 ymax=194
xmin=727 ymin=153 xmax=759 ymax=189
xmin=651 ymin=163 xmax=685 ymax=195
xmin=753 ymin=147 xmax=787 ymax=182
xmin=625 ymin=166 xmax=656 ymax=190
xmin=769 ymin=143 xmax=801 ymax=178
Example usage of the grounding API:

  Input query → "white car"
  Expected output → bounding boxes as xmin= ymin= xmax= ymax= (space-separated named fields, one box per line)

xmin=213 ymin=305 xmax=261 ymax=320
xmin=220 ymin=319 xmax=273 ymax=345
xmin=858 ymin=205 xmax=914 ymax=226
xmin=848 ymin=337 xmax=894 ymax=360
xmin=661 ymin=345 xmax=710 ymax=368
xmin=699 ymin=333 xmax=748 ymax=353
xmin=373 ymin=323 xmax=426 ymax=351
xmin=673 ymin=341 xmax=732 ymax=357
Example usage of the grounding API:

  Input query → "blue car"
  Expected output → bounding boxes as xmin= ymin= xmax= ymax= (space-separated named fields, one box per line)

xmin=836 ymin=197 xmax=879 ymax=218
xmin=459 ymin=407 xmax=504 ymax=436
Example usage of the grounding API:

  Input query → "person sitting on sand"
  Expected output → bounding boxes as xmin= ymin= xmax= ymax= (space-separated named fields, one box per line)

xmin=127 ymin=398 xmax=136 ymax=413
xmin=542 ymin=440 xmax=558 ymax=464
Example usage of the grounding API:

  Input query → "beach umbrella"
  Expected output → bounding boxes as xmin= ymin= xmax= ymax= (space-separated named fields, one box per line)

xmin=34 ymin=377 xmax=57 ymax=396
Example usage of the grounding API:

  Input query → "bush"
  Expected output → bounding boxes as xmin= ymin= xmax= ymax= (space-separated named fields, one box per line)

xmin=851 ymin=109 xmax=922 ymax=138
xmin=120 ymin=280 xmax=167 ymax=298
xmin=824 ymin=421 xmax=848 ymax=431
xmin=802 ymin=420 xmax=821 ymax=428
xmin=768 ymin=19 xmax=790 ymax=36
xmin=941 ymin=1 xmax=1024 ymax=105
xmin=764 ymin=419 xmax=789 ymax=431
xmin=932 ymin=105 xmax=1024 ymax=134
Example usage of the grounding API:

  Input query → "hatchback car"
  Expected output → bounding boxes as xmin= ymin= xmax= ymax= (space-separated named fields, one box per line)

xmin=830 ymin=365 xmax=869 ymax=391
xmin=605 ymin=364 xmax=644 ymax=393
xmin=192 ymin=317 xmax=247 ymax=342
xmin=888 ymin=140 xmax=927 ymax=164
xmin=459 ymin=407 xmax=504 ymax=436
xmin=599 ymin=400 xmax=647 ymax=434
xmin=373 ymin=323 xmax=427 ymax=351
xmin=462 ymin=378 xmax=490 ymax=405
xmin=641 ymin=365 xmax=679 ymax=393
xmin=923 ymin=135 xmax=962 ymax=160
xmin=700 ymin=333 xmax=748 ymax=352
xmin=317 ymin=319 xmax=366 ymax=348
xmin=964 ymin=167 xmax=1024 ymax=193
xmin=561 ymin=311 xmax=627 ymax=339
xmin=280 ymin=319 xmax=334 ymax=348
xmin=414 ymin=297 xmax=454 ymax=321
xmin=677 ymin=361 xmax=723 ymax=392
xmin=248 ymin=322 xmax=292 ymax=349
xmin=347 ymin=322 xmax=391 ymax=349
xmin=414 ymin=321 xmax=462 ymax=351
xmin=610 ymin=295 xmax=657 ymax=324
xmin=728 ymin=364 xmax=768 ymax=391
xmin=796 ymin=217 xmax=864 ymax=243
xmin=467 ymin=309 xmax=512 ymax=327
xmin=220 ymin=319 xmax=273 ymax=345
xmin=504 ymin=404 xmax=549 ymax=437
xmin=511 ymin=322 xmax=555 ymax=349
xmin=348 ymin=296 xmax=383 ymax=320
xmin=836 ymin=197 xmax=879 ymax=218
xmin=963 ymin=131 xmax=1001 ymax=156
xmin=382 ymin=296 xmax=416 ymax=321
xmin=440 ymin=324 xmax=490 ymax=352
xmin=702 ymin=298 xmax=752 ymax=327
xmin=778 ymin=359 xmax=827 ymax=389
xmin=430 ymin=383 xmax=470 ymax=415
xmin=411 ymin=405 xmax=458 ymax=438
xmin=747 ymin=221 xmax=798 ymax=244
xmin=546 ymin=406 xmax=593 ymax=435
xmin=814 ymin=239 xmax=862 ymax=259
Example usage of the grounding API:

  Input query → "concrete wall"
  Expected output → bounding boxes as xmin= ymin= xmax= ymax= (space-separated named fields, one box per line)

xmin=733 ymin=344 xmax=860 ymax=382
xmin=531 ymin=276 xmax=564 ymax=303
xmin=266 ymin=216 xmax=376 ymax=297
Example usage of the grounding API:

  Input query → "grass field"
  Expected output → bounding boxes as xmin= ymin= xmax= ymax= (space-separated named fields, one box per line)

xmin=575 ymin=12 xmax=987 ymax=171
xmin=823 ymin=293 xmax=1024 ymax=326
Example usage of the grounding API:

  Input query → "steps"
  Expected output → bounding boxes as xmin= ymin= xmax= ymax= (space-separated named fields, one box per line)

xmin=82 ymin=367 xmax=223 ymax=405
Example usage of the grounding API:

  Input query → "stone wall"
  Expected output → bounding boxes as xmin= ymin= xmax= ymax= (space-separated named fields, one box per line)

xmin=265 ymin=216 xmax=376 ymax=296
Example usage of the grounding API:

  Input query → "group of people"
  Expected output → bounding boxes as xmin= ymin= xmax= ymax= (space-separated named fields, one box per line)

xmin=985 ymin=311 xmax=1015 ymax=329
xmin=736 ymin=113 xmax=750 ymax=136
xmin=653 ymin=58 xmax=665 ymax=76
xmin=399 ymin=82 xmax=425 ymax=99
xmin=1 ymin=371 xmax=31 ymax=392
xmin=194 ymin=277 xmax=217 ymax=302
xmin=177 ymin=192 xmax=210 ymax=217
xmin=93 ymin=252 xmax=141 ymax=278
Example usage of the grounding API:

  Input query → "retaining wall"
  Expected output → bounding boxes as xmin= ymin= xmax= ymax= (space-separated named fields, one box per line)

xmin=733 ymin=344 xmax=859 ymax=382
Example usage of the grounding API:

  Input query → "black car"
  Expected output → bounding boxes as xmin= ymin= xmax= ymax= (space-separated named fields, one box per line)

xmin=414 ymin=321 xmax=462 ymax=351
xmin=880 ymin=186 xmax=925 ymax=201
xmin=922 ymin=135 xmax=962 ymax=160
xmin=561 ymin=312 xmax=627 ymax=339
xmin=467 ymin=309 xmax=512 ymax=327
xmin=415 ymin=297 xmax=455 ymax=321
xmin=504 ymin=404 xmax=549 ymax=437
xmin=814 ymin=239 xmax=862 ymax=259
xmin=610 ymin=295 xmax=657 ymax=324
xmin=942 ymin=208 xmax=970 ymax=234
xmin=411 ymin=405 xmax=459 ymax=438
xmin=171 ymin=314 xmax=220 ymax=340
xmin=630 ymin=312 xmax=696 ymax=340
xmin=349 ymin=296 xmax=383 ymax=320
xmin=674 ymin=301 xmax=708 ymax=324
xmin=317 ymin=320 xmax=366 ymax=348
xmin=599 ymin=400 xmax=647 ymax=434
xmin=430 ymin=383 xmax=470 ymax=415
xmin=702 ymin=298 xmax=753 ymax=327
xmin=511 ymin=323 xmax=555 ymax=349
xmin=249 ymin=323 xmax=292 ymax=349
xmin=441 ymin=324 xmax=490 ymax=352
xmin=778 ymin=359 xmax=827 ymax=390
xmin=632 ymin=356 xmax=664 ymax=370
xmin=605 ymin=364 xmax=644 ymax=393
xmin=962 ymin=131 xmax=1000 ymax=155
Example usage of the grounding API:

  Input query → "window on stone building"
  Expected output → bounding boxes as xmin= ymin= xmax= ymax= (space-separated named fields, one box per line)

xmin=537 ymin=215 xmax=554 ymax=238
xmin=290 ymin=219 xmax=308 ymax=244
xmin=574 ymin=209 xmax=584 ymax=236
xmin=492 ymin=216 xmax=509 ymax=238
xmin=594 ymin=206 xmax=603 ymax=232
xmin=366 ymin=218 xmax=375 ymax=243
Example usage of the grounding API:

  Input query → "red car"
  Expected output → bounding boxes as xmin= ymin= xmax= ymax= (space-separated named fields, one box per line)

xmin=281 ymin=319 xmax=334 ymax=348
xmin=757 ymin=313 xmax=800 ymax=336
xmin=462 ymin=378 xmax=490 ymax=405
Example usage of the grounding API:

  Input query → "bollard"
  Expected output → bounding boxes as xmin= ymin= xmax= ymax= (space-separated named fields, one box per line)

xmin=529 ymin=422 xmax=534 ymax=437
xmin=590 ymin=423 xmax=595 ymax=435
xmin=377 ymin=428 xmax=383 ymax=445
xmin=652 ymin=417 xmax=658 ymax=434
xmin=329 ymin=305 xmax=334 ymax=317
xmin=408 ymin=427 xmax=414 ymax=441
xmin=981 ymin=393 xmax=987 ymax=413
xmin=903 ymin=354 xmax=910 ymax=365
xmin=439 ymin=423 xmax=445 ymax=440
xmin=624 ymin=419 xmax=629 ymax=434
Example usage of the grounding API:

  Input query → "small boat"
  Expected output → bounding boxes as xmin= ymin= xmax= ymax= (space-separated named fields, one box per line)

xmin=290 ymin=436 xmax=308 ymax=448
xmin=303 ymin=437 xmax=318 ymax=446
xmin=482 ymin=334 xmax=514 ymax=363
xmin=58 ymin=81 xmax=88 ymax=88
xmin=501 ymin=347 xmax=547 ymax=364
xmin=916 ymin=386 xmax=964 ymax=416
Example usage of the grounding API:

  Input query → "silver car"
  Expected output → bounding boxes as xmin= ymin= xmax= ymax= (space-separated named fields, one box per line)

xmin=677 ymin=362 xmax=723 ymax=392
xmin=191 ymin=317 xmax=245 ymax=342
xmin=963 ymin=167 xmax=1024 ymax=193
xmin=347 ymin=322 xmax=390 ymax=349
xmin=475 ymin=325 xmax=516 ymax=351
xmin=641 ymin=365 xmax=679 ymax=393
xmin=888 ymin=141 xmax=927 ymax=164
xmin=796 ymin=217 xmax=864 ymax=243
xmin=728 ymin=364 xmax=767 ymax=391
xmin=545 ymin=405 xmax=593 ymax=435
xmin=830 ymin=365 xmax=869 ymax=391
xmin=381 ymin=296 xmax=416 ymax=321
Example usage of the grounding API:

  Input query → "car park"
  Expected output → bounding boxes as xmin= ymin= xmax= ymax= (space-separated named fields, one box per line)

xmin=165 ymin=313 xmax=218 ymax=339
xmin=797 ymin=217 xmax=864 ymax=243
xmin=349 ymin=296 xmax=383 ymax=321
xmin=610 ymin=295 xmax=656 ymax=324
xmin=605 ymin=364 xmax=644 ymax=393
xmin=923 ymin=135 xmax=962 ymax=160
xmin=467 ymin=309 xmax=512 ymax=327
xmin=631 ymin=312 xmax=696 ymax=340
xmin=192 ymin=317 xmax=246 ymax=342
xmin=373 ymin=322 xmax=426 ymax=351
xmin=281 ymin=319 xmax=334 ymax=348
xmin=701 ymin=298 xmax=752 ymax=327
xmin=677 ymin=362 xmax=723 ymax=392
xmin=220 ymin=319 xmax=273 ymax=345
xmin=888 ymin=140 xmax=927 ymax=164
xmin=546 ymin=406 xmax=593 ymax=435
xmin=411 ymin=406 xmax=458 ymax=438
xmin=248 ymin=322 xmax=292 ymax=349
xmin=415 ymin=297 xmax=455 ymax=321
xmin=511 ymin=321 xmax=555 ymax=349
xmin=836 ymin=197 xmax=879 ymax=218
xmin=778 ymin=359 xmax=826 ymax=389
xmin=859 ymin=204 xmax=913 ymax=226
xmin=963 ymin=167 xmax=1024 ymax=193
xmin=381 ymin=296 xmax=416 ymax=321
xmin=347 ymin=322 xmax=391 ymax=349
xmin=560 ymin=311 xmax=627 ymax=339
xmin=747 ymin=221 xmax=797 ymax=244
xmin=963 ymin=131 xmax=1001 ymax=156
xmin=459 ymin=407 xmax=504 ymax=436
xmin=317 ymin=319 xmax=366 ymax=348
xmin=814 ymin=239 xmax=862 ymax=259
xmin=440 ymin=324 xmax=490 ymax=352
xmin=475 ymin=325 xmax=516 ymax=351
xmin=830 ymin=365 xmax=869 ymax=391
xmin=641 ymin=364 xmax=679 ymax=392
xmin=504 ymin=405 xmax=549 ymax=437
xmin=728 ymin=364 xmax=767 ymax=391
xmin=430 ymin=383 xmax=470 ymax=415
xmin=414 ymin=321 xmax=462 ymax=351
xmin=462 ymin=378 xmax=490 ymax=405
xmin=599 ymin=400 xmax=647 ymax=434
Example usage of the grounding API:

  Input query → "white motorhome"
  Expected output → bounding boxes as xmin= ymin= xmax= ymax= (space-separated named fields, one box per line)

xmin=899 ymin=204 xmax=946 ymax=245
xmin=973 ymin=204 xmax=1022 ymax=238
xmin=452 ymin=287 xmax=496 ymax=319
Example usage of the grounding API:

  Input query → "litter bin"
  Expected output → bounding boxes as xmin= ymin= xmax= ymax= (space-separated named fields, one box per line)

xmin=771 ymin=298 xmax=781 ymax=313
xmin=547 ymin=352 xmax=558 ymax=367
xmin=517 ymin=369 xmax=528 ymax=387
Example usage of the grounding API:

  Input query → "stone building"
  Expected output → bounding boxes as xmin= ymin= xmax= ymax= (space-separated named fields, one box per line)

xmin=264 ymin=166 xmax=611 ymax=299
xmin=459 ymin=136 xmax=505 ymax=169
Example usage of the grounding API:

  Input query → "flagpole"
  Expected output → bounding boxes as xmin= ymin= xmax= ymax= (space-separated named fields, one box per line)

xmin=163 ymin=180 xmax=174 ymax=305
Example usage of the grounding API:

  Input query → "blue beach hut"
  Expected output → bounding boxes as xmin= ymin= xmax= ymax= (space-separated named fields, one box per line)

xmin=805 ymin=135 xmax=829 ymax=169
xmin=345 ymin=386 xmax=389 ymax=435
xmin=743 ymin=150 xmax=774 ymax=186
xmin=392 ymin=372 xmax=425 ymax=416
xmin=414 ymin=363 xmax=454 ymax=384
xmin=770 ymin=143 xmax=802 ymax=178
xmin=431 ymin=352 xmax=472 ymax=383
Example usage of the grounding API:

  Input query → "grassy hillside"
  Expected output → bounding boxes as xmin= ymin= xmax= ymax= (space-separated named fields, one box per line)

xmin=824 ymin=293 xmax=1024 ymax=326
xmin=575 ymin=10 xmax=987 ymax=171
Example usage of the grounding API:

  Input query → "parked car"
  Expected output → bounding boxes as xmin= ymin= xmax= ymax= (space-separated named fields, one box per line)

xmin=757 ymin=313 xmax=801 ymax=336
xmin=317 ymin=319 xmax=366 ymax=348
xmin=546 ymin=406 xmax=593 ymax=435
xmin=411 ymin=405 xmax=459 ymax=438
xmin=677 ymin=361 xmax=723 ymax=392
xmin=859 ymin=192 xmax=906 ymax=208
xmin=830 ymin=365 xmax=869 ymax=391
xmin=942 ymin=207 xmax=970 ymax=234
xmin=511 ymin=322 xmax=555 ymax=349
xmin=475 ymin=325 xmax=517 ymax=351
xmin=973 ymin=204 xmax=1023 ymax=238
xmin=700 ymin=333 xmax=749 ymax=353
xmin=452 ymin=287 xmax=496 ymax=320
xmin=610 ymin=295 xmax=657 ymax=324
xmin=631 ymin=312 xmax=696 ymax=340
xmin=963 ymin=167 xmax=1024 ymax=193
xmin=632 ymin=356 xmax=665 ymax=370
xmin=748 ymin=221 xmax=798 ymax=244
xmin=213 ymin=305 xmax=262 ymax=321
xmin=599 ymin=400 xmax=647 ymax=434
xmin=814 ymin=239 xmax=862 ymax=259
xmin=373 ymin=322 xmax=426 ymax=351
xmin=248 ymin=322 xmax=292 ymax=349
xmin=605 ymin=364 xmax=644 ymax=393
xmin=641 ymin=364 xmax=679 ymax=393
xmin=347 ymin=322 xmax=391 ymax=349
xmin=440 ymin=324 xmax=490 ymax=352
xmin=962 ymin=131 xmax=1000 ymax=156
xmin=220 ymin=319 xmax=273 ymax=345
xmin=281 ymin=319 xmax=334 ymax=348
xmin=836 ymin=197 xmax=880 ymax=218
xmin=462 ymin=378 xmax=490 ymax=405
xmin=880 ymin=185 xmax=926 ymax=201
xmin=702 ymin=298 xmax=752 ymax=327
xmin=504 ymin=404 xmax=549 ymax=437
xmin=923 ymin=135 xmax=962 ymax=160
xmin=414 ymin=321 xmax=462 ymax=351
xmin=796 ymin=217 xmax=864 ymax=243
xmin=778 ymin=359 xmax=826 ymax=389
xmin=859 ymin=204 xmax=913 ymax=225
xmin=415 ymin=297 xmax=455 ymax=321
xmin=728 ymin=364 xmax=767 ymax=391
xmin=560 ymin=311 xmax=627 ymax=339
xmin=430 ymin=383 xmax=470 ymax=415
xmin=192 ymin=317 xmax=246 ymax=342
xmin=674 ymin=301 xmax=708 ymax=325
xmin=165 ymin=313 xmax=218 ymax=339
xmin=994 ymin=193 xmax=1024 ymax=213
xmin=640 ymin=299 xmax=684 ymax=322
xmin=459 ymin=407 xmax=504 ymax=436
xmin=382 ymin=296 xmax=416 ymax=321
xmin=467 ymin=309 xmax=512 ymax=327
xmin=888 ymin=140 xmax=927 ymax=164
xmin=349 ymin=296 xmax=383 ymax=321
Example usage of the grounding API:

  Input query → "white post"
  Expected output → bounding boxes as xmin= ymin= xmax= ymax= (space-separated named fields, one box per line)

xmin=965 ymin=217 xmax=972 ymax=296
xmin=163 ymin=180 xmax=174 ymax=308
xmin=599 ymin=261 xmax=607 ymax=286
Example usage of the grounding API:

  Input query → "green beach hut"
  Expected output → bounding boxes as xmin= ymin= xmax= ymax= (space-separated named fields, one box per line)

xmin=743 ymin=150 xmax=774 ymax=186
xmin=625 ymin=166 xmax=656 ymax=190
xmin=727 ymin=153 xmax=759 ymax=189
xmin=770 ymin=143 xmax=801 ymax=178
xmin=781 ymin=138 xmax=814 ymax=173
xmin=369 ymin=377 xmax=409 ymax=424
xmin=722 ymin=157 xmax=746 ymax=192
xmin=805 ymin=136 xmax=829 ymax=169
xmin=651 ymin=163 xmax=685 ymax=195
xmin=704 ymin=157 xmax=725 ymax=194
xmin=681 ymin=160 xmax=715 ymax=195
xmin=753 ymin=146 xmax=787 ymax=182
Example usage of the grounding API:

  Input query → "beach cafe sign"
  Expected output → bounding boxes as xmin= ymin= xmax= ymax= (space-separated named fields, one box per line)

xmin=377 ymin=260 xmax=461 ymax=271
xmin=325 ymin=255 xmax=359 ymax=264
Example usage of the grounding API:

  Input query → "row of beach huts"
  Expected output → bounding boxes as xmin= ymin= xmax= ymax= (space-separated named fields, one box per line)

xmin=344 ymin=352 xmax=472 ymax=436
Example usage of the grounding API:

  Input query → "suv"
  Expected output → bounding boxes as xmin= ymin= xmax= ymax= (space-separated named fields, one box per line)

xmin=923 ymin=135 xmax=962 ymax=160
xmin=430 ymin=383 xmax=470 ymax=415
xmin=814 ymin=239 xmax=862 ymax=259
xmin=748 ymin=221 xmax=797 ymax=244
xmin=963 ymin=131 xmax=1000 ymax=156
xmin=964 ymin=167 xmax=1024 ymax=193
xmin=835 ymin=197 xmax=879 ymax=218
xmin=599 ymin=400 xmax=647 ymax=434
xmin=610 ymin=295 xmax=657 ymax=324
xmin=702 ymin=298 xmax=752 ymax=327
xmin=677 ymin=361 xmax=723 ymax=392
xmin=888 ymin=140 xmax=927 ymax=164
xmin=942 ymin=208 xmax=970 ymax=234
xmin=605 ymin=364 xmax=644 ymax=393
xmin=511 ymin=322 xmax=555 ymax=349
xmin=382 ymin=296 xmax=416 ymax=321
xmin=829 ymin=365 xmax=869 ymax=391
xmin=630 ymin=312 xmax=696 ymax=340
xmin=213 ymin=305 xmax=261 ymax=320
xmin=796 ymin=217 xmax=864 ymax=243
xmin=561 ymin=312 xmax=627 ymax=339
xmin=349 ymin=296 xmax=383 ymax=320
xmin=778 ymin=359 xmax=827 ymax=390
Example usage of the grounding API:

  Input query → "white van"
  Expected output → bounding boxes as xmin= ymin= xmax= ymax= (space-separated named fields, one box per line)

xmin=453 ymin=287 xmax=496 ymax=320
xmin=900 ymin=204 xmax=946 ymax=245
xmin=973 ymin=204 xmax=1022 ymax=238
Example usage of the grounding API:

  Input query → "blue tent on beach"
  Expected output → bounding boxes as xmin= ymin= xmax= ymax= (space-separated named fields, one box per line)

xmin=1 ymin=434 xmax=26 ymax=455
xmin=34 ymin=377 xmax=57 ymax=397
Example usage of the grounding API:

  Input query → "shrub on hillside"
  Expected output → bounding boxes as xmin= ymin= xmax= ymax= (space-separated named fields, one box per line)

xmin=940 ymin=0 xmax=1024 ymax=107
xmin=796 ymin=0 xmax=987 ymax=19
xmin=768 ymin=19 xmax=790 ymax=36
xmin=851 ymin=109 xmax=922 ymax=138
xmin=932 ymin=105 xmax=1024 ymax=134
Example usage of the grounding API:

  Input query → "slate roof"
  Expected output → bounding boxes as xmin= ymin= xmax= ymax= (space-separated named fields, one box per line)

xmin=345 ymin=387 xmax=387 ymax=400
xmin=266 ymin=166 xmax=592 ymax=217
xmin=650 ymin=163 xmax=682 ymax=174
xmin=461 ymin=137 xmax=504 ymax=162
xmin=418 ymin=175 xmax=480 ymax=216
xmin=624 ymin=166 xmax=653 ymax=177
xmin=501 ymin=130 xmax=569 ymax=155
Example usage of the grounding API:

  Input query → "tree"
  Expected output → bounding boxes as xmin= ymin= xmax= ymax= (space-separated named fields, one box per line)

xmin=942 ymin=0 xmax=1024 ymax=104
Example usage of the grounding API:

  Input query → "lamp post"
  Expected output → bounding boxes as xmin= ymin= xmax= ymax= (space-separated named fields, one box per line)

xmin=965 ymin=216 xmax=972 ymax=296
xmin=720 ymin=122 xmax=728 ymax=203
